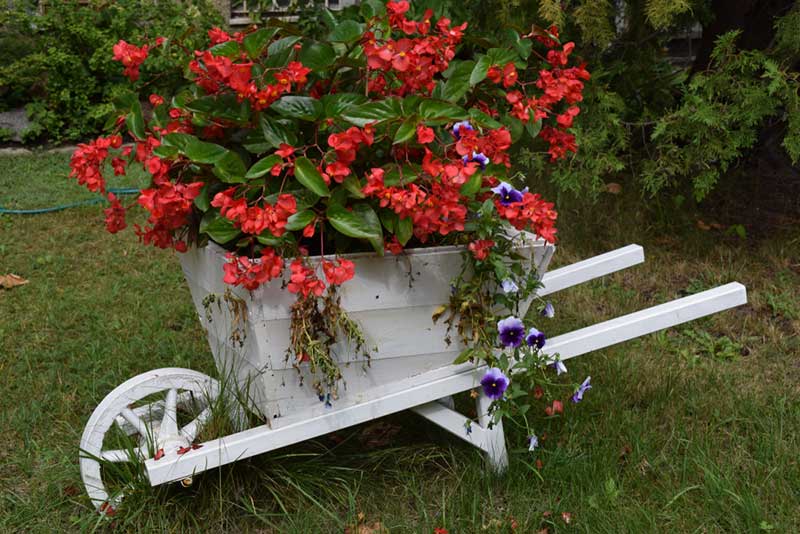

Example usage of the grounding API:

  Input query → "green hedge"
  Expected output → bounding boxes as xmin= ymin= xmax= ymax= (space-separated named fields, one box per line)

xmin=0 ymin=0 xmax=223 ymax=143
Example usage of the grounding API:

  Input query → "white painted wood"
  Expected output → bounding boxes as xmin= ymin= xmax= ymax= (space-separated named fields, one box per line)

xmin=79 ymin=369 xmax=219 ymax=511
xmin=144 ymin=282 xmax=746 ymax=485
xmin=412 ymin=393 xmax=508 ymax=471
xmin=538 ymin=244 xmax=644 ymax=296
xmin=476 ymin=392 xmax=508 ymax=472
xmin=179 ymin=232 xmax=554 ymax=426
xmin=541 ymin=282 xmax=747 ymax=361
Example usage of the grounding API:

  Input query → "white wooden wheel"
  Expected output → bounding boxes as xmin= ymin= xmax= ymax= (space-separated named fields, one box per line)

xmin=79 ymin=368 xmax=220 ymax=514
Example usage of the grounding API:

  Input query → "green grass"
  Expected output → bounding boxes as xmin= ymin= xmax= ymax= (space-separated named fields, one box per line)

xmin=1 ymin=153 xmax=799 ymax=533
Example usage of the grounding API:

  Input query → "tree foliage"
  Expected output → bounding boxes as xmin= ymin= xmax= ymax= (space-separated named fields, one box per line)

xmin=435 ymin=0 xmax=800 ymax=202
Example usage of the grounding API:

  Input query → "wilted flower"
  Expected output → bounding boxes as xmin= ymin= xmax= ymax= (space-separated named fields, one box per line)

xmin=480 ymin=367 xmax=509 ymax=400
xmin=525 ymin=327 xmax=546 ymax=349
xmin=572 ymin=376 xmax=592 ymax=403
xmin=528 ymin=434 xmax=539 ymax=451
xmin=498 ymin=316 xmax=525 ymax=347
xmin=501 ymin=279 xmax=519 ymax=294
xmin=551 ymin=359 xmax=567 ymax=375
xmin=490 ymin=181 xmax=525 ymax=206
xmin=541 ymin=301 xmax=555 ymax=318
xmin=452 ymin=120 xmax=474 ymax=139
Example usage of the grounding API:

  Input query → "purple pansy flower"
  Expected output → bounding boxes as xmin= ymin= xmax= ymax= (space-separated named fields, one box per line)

xmin=452 ymin=120 xmax=474 ymax=140
xmin=528 ymin=434 xmax=539 ymax=451
xmin=480 ymin=367 xmax=509 ymax=400
xmin=541 ymin=301 xmax=555 ymax=319
xmin=525 ymin=327 xmax=546 ymax=349
xmin=501 ymin=279 xmax=519 ymax=294
xmin=491 ymin=181 xmax=526 ymax=206
xmin=497 ymin=316 xmax=525 ymax=348
xmin=462 ymin=151 xmax=489 ymax=170
xmin=572 ymin=376 xmax=592 ymax=403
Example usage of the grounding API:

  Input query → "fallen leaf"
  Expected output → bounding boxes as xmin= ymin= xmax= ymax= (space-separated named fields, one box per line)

xmin=62 ymin=485 xmax=81 ymax=497
xmin=0 ymin=273 xmax=28 ymax=289
xmin=696 ymin=220 xmax=711 ymax=231
xmin=359 ymin=522 xmax=388 ymax=534
xmin=605 ymin=182 xmax=622 ymax=194
xmin=619 ymin=445 xmax=632 ymax=465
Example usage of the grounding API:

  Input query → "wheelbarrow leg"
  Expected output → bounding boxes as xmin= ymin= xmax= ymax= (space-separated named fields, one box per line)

xmin=411 ymin=391 xmax=508 ymax=473
xmin=476 ymin=391 xmax=508 ymax=472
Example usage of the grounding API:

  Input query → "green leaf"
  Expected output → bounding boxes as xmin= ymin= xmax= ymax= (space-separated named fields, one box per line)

xmin=354 ymin=203 xmax=384 ymax=254
xmin=264 ymin=36 xmax=302 ymax=68
xmin=299 ymin=41 xmax=338 ymax=71
xmin=243 ymin=27 xmax=279 ymax=58
xmin=502 ymin=29 xmax=532 ymax=59
xmin=152 ymin=144 xmax=179 ymax=158
xmin=322 ymin=93 xmax=368 ymax=118
xmin=194 ymin=184 xmax=211 ymax=212
xmin=453 ymin=348 xmax=473 ymax=364
xmin=185 ymin=95 xmax=250 ymax=122
xmin=183 ymin=138 xmax=228 ymax=164
xmin=378 ymin=210 xmax=397 ymax=233
xmin=294 ymin=157 xmax=331 ymax=197
xmin=382 ymin=164 xmax=419 ymax=186
xmin=393 ymin=117 xmax=418 ymax=144
xmin=360 ymin=0 xmax=386 ymax=18
xmin=441 ymin=60 xmax=475 ymax=102
xmin=459 ymin=171 xmax=483 ymax=197
xmin=505 ymin=115 xmax=525 ymax=142
xmin=260 ymin=115 xmax=298 ymax=148
xmin=342 ymin=98 xmax=403 ymax=126
xmin=213 ymin=151 xmax=247 ymax=183
xmin=285 ymin=209 xmax=315 ymax=231
xmin=419 ymin=100 xmax=468 ymax=121
xmin=246 ymin=154 xmax=283 ymax=179
xmin=126 ymin=100 xmax=145 ymax=140
xmin=342 ymin=175 xmax=366 ymax=198
xmin=328 ymin=20 xmax=364 ymax=43
xmin=487 ymin=47 xmax=518 ymax=66
xmin=396 ymin=217 xmax=413 ymax=245
xmin=469 ymin=108 xmax=503 ymax=129
xmin=209 ymin=40 xmax=240 ymax=58
xmin=525 ymin=119 xmax=543 ymax=139
xmin=200 ymin=211 xmax=240 ymax=244
xmin=326 ymin=203 xmax=382 ymax=239
xmin=271 ymin=96 xmax=323 ymax=121
xmin=470 ymin=56 xmax=492 ymax=85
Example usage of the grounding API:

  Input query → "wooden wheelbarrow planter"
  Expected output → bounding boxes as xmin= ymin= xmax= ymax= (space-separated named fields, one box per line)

xmin=79 ymin=241 xmax=747 ymax=511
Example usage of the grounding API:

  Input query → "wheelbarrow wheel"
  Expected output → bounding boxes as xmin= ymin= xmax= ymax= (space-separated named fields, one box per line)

xmin=79 ymin=368 xmax=221 ymax=514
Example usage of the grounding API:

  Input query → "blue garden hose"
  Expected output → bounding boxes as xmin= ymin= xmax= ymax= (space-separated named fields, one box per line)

xmin=0 ymin=188 xmax=140 ymax=215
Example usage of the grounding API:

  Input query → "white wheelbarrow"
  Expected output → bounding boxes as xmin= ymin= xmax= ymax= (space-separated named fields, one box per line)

xmin=79 ymin=240 xmax=747 ymax=513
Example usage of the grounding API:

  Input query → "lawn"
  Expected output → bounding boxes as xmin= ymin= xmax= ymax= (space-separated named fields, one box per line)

xmin=1 ymin=152 xmax=798 ymax=533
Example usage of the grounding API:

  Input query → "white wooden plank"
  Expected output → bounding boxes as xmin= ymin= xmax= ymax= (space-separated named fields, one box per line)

xmin=538 ymin=244 xmax=644 ymax=296
xmin=542 ymin=282 xmax=747 ymax=361
xmin=145 ymin=282 xmax=745 ymax=485
xmin=411 ymin=402 xmax=490 ymax=448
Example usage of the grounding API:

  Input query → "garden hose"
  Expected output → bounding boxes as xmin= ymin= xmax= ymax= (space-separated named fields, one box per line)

xmin=0 ymin=188 xmax=140 ymax=215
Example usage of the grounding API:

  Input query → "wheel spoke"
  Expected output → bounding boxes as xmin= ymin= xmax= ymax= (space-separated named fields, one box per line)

xmin=159 ymin=388 xmax=179 ymax=441
xmin=101 ymin=448 xmax=144 ymax=463
xmin=120 ymin=408 xmax=150 ymax=438
xmin=180 ymin=407 xmax=212 ymax=442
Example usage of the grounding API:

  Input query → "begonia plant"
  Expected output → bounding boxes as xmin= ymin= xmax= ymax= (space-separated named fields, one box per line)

xmin=69 ymin=0 xmax=592 ymax=436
